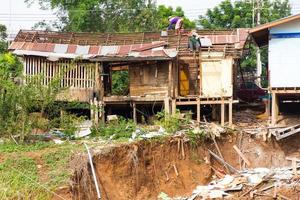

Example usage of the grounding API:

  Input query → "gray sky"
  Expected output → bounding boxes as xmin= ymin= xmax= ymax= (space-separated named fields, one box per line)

xmin=1 ymin=0 xmax=300 ymax=37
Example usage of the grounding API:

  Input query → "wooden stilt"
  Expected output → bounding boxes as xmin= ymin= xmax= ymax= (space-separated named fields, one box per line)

xmin=133 ymin=102 xmax=137 ymax=123
xmin=229 ymin=98 xmax=233 ymax=127
xmin=168 ymin=61 xmax=172 ymax=97
xmin=94 ymin=98 xmax=99 ymax=125
xmin=99 ymin=101 xmax=105 ymax=124
xmin=90 ymin=99 xmax=94 ymax=122
xmin=271 ymin=92 xmax=278 ymax=126
xmin=197 ymin=98 xmax=201 ymax=123
xmin=164 ymin=97 xmax=170 ymax=114
xmin=221 ymin=100 xmax=225 ymax=126
xmin=171 ymin=99 xmax=176 ymax=115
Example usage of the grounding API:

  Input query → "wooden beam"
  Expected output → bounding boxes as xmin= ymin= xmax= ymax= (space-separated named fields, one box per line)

xmin=221 ymin=100 xmax=225 ymax=126
xmin=164 ymin=97 xmax=170 ymax=114
xmin=198 ymin=46 xmax=202 ymax=96
xmin=133 ymin=102 xmax=137 ymax=123
xmin=229 ymin=98 xmax=233 ymax=127
xmin=233 ymin=145 xmax=251 ymax=167
xmin=271 ymin=92 xmax=279 ymax=126
xmin=197 ymin=98 xmax=201 ymax=123
xmin=175 ymin=99 xmax=239 ymax=106
xmin=168 ymin=61 xmax=172 ymax=97
xmin=171 ymin=99 xmax=176 ymax=115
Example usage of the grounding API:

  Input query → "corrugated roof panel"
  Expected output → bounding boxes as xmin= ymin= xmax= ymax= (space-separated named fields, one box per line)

xmin=8 ymin=42 xmax=24 ymax=50
xmin=89 ymin=46 xmax=100 ymax=55
xmin=67 ymin=44 xmax=77 ymax=54
xmin=100 ymin=46 xmax=119 ymax=56
xmin=76 ymin=45 xmax=90 ymax=55
xmin=118 ymin=45 xmax=131 ymax=56
xmin=54 ymin=44 xmax=68 ymax=53
xmin=22 ymin=42 xmax=35 ymax=50
xmin=45 ymin=43 xmax=55 ymax=52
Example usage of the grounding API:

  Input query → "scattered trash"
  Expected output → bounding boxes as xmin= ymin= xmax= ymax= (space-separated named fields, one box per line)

xmin=158 ymin=192 xmax=171 ymax=200
xmin=107 ymin=115 xmax=118 ymax=122
xmin=129 ymin=126 xmax=167 ymax=142
xmin=174 ymin=165 xmax=300 ymax=200
xmin=53 ymin=138 xmax=64 ymax=144
xmin=75 ymin=120 xmax=92 ymax=138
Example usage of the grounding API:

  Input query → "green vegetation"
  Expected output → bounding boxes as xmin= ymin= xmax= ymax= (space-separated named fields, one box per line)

xmin=92 ymin=117 xmax=137 ymax=140
xmin=0 ymin=142 xmax=54 ymax=153
xmin=157 ymin=5 xmax=196 ymax=30
xmin=27 ymin=0 xmax=196 ymax=32
xmin=154 ymin=110 xmax=191 ymax=133
xmin=199 ymin=0 xmax=290 ymax=29
xmin=0 ymin=142 xmax=82 ymax=199
xmin=111 ymin=71 xmax=129 ymax=95
xmin=198 ymin=0 xmax=291 ymax=70
xmin=42 ymin=144 xmax=81 ymax=188
xmin=0 ymin=24 xmax=7 ymax=53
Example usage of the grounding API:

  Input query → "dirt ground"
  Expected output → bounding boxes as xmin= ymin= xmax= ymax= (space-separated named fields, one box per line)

xmin=70 ymin=109 xmax=300 ymax=200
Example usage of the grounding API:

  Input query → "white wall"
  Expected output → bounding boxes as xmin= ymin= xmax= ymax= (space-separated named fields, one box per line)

xmin=201 ymin=58 xmax=233 ymax=97
xmin=269 ymin=20 xmax=300 ymax=88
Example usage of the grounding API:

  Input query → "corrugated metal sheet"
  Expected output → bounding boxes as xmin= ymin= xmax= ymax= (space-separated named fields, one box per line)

xmin=10 ymin=41 xmax=177 ymax=61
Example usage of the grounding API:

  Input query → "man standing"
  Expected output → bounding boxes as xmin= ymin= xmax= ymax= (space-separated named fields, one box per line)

xmin=168 ymin=16 xmax=183 ymax=35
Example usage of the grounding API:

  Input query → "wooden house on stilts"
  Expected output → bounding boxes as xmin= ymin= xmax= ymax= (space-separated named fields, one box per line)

xmin=9 ymin=29 xmax=248 ymax=126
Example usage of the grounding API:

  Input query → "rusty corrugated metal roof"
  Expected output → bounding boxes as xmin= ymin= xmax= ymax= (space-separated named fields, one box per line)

xmin=10 ymin=41 xmax=176 ymax=61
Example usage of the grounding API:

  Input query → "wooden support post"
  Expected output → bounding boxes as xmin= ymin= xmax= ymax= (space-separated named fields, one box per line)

xmin=168 ymin=61 xmax=172 ymax=97
xmin=174 ymin=59 xmax=179 ymax=97
xmin=133 ymin=102 xmax=137 ymax=123
xmin=229 ymin=98 xmax=233 ymax=127
xmin=99 ymin=62 xmax=104 ymax=100
xmin=198 ymin=47 xmax=202 ymax=96
xmin=164 ymin=97 xmax=170 ymax=114
xmin=94 ymin=98 xmax=99 ymax=125
xmin=171 ymin=99 xmax=176 ymax=115
xmin=90 ymin=99 xmax=94 ymax=122
xmin=197 ymin=98 xmax=201 ymax=123
xmin=221 ymin=100 xmax=225 ymax=126
xmin=99 ymin=101 xmax=105 ymax=124
xmin=271 ymin=92 xmax=279 ymax=126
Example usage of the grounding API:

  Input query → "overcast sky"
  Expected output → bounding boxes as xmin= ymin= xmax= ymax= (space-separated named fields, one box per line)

xmin=1 ymin=0 xmax=300 ymax=37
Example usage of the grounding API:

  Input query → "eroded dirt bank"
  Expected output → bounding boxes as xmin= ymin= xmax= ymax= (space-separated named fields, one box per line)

xmin=71 ymin=133 xmax=300 ymax=200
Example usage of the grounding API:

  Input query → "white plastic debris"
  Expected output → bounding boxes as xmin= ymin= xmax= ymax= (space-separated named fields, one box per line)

xmin=158 ymin=192 xmax=171 ymax=200
xmin=75 ymin=120 xmax=92 ymax=138
xmin=218 ymin=175 xmax=235 ymax=187
xmin=53 ymin=138 xmax=64 ymax=144
xmin=107 ymin=115 xmax=118 ymax=121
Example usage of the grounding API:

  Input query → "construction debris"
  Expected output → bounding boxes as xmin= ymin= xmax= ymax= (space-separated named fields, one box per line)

xmin=271 ymin=124 xmax=300 ymax=140
xmin=175 ymin=165 xmax=300 ymax=199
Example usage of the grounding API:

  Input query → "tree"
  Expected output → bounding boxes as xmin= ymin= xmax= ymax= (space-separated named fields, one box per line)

xmin=26 ymin=0 xmax=159 ymax=32
xmin=0 ymin=24 xmax=7 ymax=53
xmin=157 ymin=5 xmax=196 ymax=30
xmin=198 ymin=0 xmax=291 ymax=75
xmin=26 ymin=0 xmax=196 ymax=32
xmin=199 ymin=0 xmax=291 ymax=29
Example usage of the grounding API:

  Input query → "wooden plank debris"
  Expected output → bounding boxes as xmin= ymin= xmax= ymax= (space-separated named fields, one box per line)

xmin=273 ymin=124 xmax=300 ymax=140
xmin=233 ymin=145 xmax=251 ymax=167
xmin=286 ymin=157 xmax=300 ymax=175
xmin=208 ymin=149 xmax=238 ymax=174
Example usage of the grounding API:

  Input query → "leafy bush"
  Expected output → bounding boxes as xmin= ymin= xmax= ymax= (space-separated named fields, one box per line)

xmin=111 ymin=71 xmax=129 ymax=95
xmin=154 ymin=110 xmax=191 ymax=133
xmin=92 ymin=117 xmax=136 ymax=140
xmin=50 ymin=112 xmax=85 ymax=137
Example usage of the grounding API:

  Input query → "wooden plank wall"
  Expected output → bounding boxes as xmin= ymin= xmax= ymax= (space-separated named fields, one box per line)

xmin=129 ymin=61 xmax=169 ymax=96
xmin=24 ymin=56 xmax=96 ymax=89
xmin=24 ymin=56 xmax=96 ymax=102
